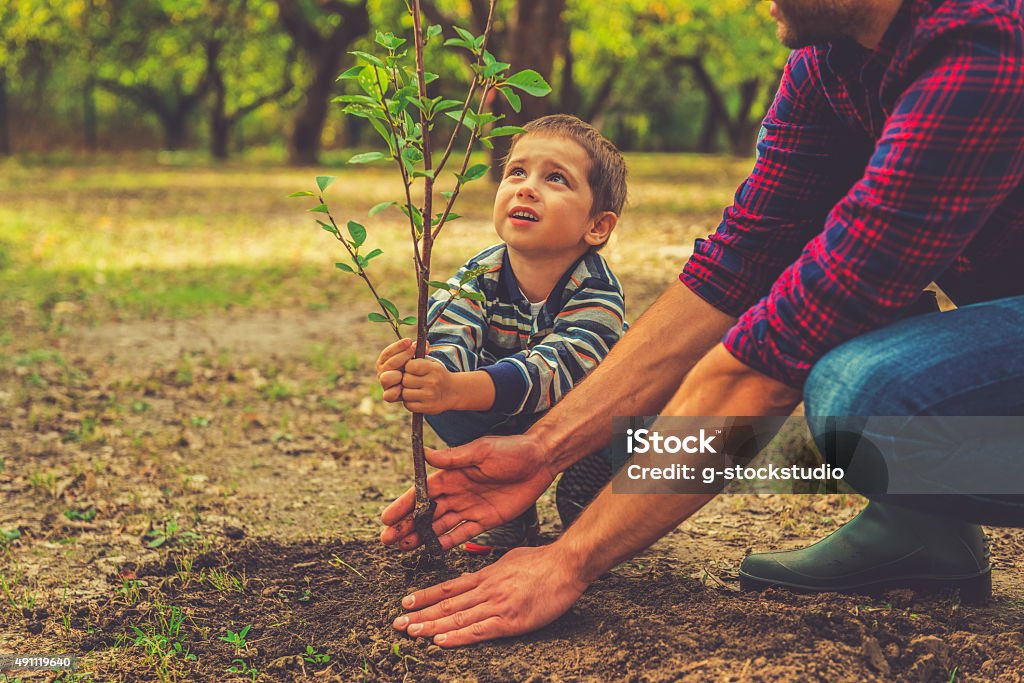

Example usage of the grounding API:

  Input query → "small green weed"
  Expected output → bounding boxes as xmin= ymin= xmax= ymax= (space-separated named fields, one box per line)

xmin=303 ymin=645 xmax=330 ymax=666
xmin=64 ymin=508 xmax=97 ymax=522
xmin=219 ymin=624 xmax=251 ymax=651
xmin=144 ymin=518 xmax=199 ymax=549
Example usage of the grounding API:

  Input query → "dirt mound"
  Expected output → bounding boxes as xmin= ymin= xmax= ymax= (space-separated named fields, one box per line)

xmin=68 ymin=538 xmax=1024 ymax=682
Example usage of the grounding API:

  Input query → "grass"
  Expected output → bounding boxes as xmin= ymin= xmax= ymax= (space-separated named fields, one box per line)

xmin=0 ymin=153 xmax=749 ymax=341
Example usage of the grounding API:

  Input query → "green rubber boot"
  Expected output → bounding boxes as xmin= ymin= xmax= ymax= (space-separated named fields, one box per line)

xmin=739 ymin=502 xmax=991 ymax=603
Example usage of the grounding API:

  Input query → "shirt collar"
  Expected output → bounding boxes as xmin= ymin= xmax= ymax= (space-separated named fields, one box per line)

xmin=499 ymin=247 xmax=589 ymax=310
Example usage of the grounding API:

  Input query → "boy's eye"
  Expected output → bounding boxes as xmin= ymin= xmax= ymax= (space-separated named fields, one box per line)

xmin=548 ymin=172 xmax=568 ymax=185
xmin=508 ymin=167 xmax=526 ymax=178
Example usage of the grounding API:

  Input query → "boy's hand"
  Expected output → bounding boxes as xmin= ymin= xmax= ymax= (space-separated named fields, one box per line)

xmin=376 ymin=338 xmax=415 ymax=403
xmin=401 ymin=359 xmax=454 ymax=414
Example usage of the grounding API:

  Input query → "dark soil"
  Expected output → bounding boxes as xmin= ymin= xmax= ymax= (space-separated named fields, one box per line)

xmin=69 ymin=538 xmax=1024 ymax=682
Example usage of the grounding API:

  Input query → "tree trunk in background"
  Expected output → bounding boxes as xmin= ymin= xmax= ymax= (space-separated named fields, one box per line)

xmin=161 ymin=113 xmax=188 ymax=151
xmin=207 ymin=39 xmax=230 ymax=160
xmin=487 ymin=0 xmax=566 ymax=178
xmin=83 ymin=75 xmax=98 ymax=152
xmin=277 ymin=0 xmax=369 ymax=166
xmin=0 ymin=68 xmax=9 ymax=156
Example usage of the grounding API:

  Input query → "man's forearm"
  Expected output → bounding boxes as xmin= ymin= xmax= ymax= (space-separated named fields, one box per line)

xmin=530 ymin=280 xmax=736 ymax=475
xmin=555 ymin=344 xmax=804 ymax=583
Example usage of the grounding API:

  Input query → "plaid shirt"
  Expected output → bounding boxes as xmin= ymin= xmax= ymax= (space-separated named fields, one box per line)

xmin=427 ymin=244 xmax=626 ymax=415
xmin=681 ymin=0 xmax=1024 ymax=387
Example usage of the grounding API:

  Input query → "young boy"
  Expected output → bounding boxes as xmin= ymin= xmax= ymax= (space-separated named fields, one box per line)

xmin=375 ymin=114 xmax=627 ymax=554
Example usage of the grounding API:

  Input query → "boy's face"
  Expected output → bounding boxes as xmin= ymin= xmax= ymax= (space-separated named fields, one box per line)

xmin=493 ymin=133 xmax=610 ymax=261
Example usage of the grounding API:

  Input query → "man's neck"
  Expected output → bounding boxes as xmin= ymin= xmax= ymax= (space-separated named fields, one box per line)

xmin=507 ymin=248 xmax=586 ymax=303
xmin=854 ymin=0 xmax=904 ymax=49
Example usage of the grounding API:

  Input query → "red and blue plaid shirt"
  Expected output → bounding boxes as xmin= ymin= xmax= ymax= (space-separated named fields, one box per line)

xmin=680 ymin=0 xmax=1024 ymax=387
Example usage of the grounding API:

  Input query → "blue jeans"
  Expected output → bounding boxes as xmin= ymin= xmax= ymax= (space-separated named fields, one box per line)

xmin=804 ymin=294 xmax=1024 ymax=526
xmin=425 ymin=409 xmax=544 ymax=448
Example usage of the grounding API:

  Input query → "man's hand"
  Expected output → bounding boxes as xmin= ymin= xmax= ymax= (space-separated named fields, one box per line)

xmin=393 ymin=544 xmax=588 ymax=647
xmin=380 ymin=434 xmax=554 ymax=550
xmin=400 ymin=358 xmax=454 ymax=414
xmin=376 ymin=338 xmax=414 ymax=403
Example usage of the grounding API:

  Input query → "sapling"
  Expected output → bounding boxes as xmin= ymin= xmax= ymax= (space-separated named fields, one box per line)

xmin=291 ymin=0 xmax=551 ymax=557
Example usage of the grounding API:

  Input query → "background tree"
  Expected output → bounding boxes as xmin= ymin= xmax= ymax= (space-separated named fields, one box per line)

xmin=276 ymin=0 xmax=370 ymax=166
xmin=91 ymin=0 xmax=212 ymax=151
xmin=204 ymin=0 xmax=297 ymax=160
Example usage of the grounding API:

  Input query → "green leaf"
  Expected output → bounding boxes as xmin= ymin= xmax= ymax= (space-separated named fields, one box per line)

xmin=350 ymin=51 xmax=386 ymax=69
xmin=424 ymin=72 xmax=439 ymax=84
xmin=379 ymin=298 xmax=400 ymax=318
xmin=412 ymin=169 xmax=436 ymax=180
xmin=443 ymin=37 xmax=474 ymax=51
xmin=288 ymin=191 xmax=315 ymax=198
xmin=375 ymin=31 xmax=406 ymax=50
xmin=460 ymin=264 xmax=490 ymax=285
xmin=316 ymin=176 xmax=335 ymax=192
xmin=335 ymin=262 xmax=354 ymax=273
xmin=441 ymin=191 xmax=455 ymax=199
xmin=460 ymin=291 xmax=486 ymax=302
xmin=433 ymin=99 xmax=463 ymax=116
xmin=433 ymin=212 xmax=461 ymax=226
xmin=485 ymin=125 xmax=527 ymax=139
xmin=332 ymin=94 xmax=378 ymax=106
xmin=347 ymin=221 xmax=366 ymax=248
xmin=316 ymin=219 xmax=337 ymax=235
xmin=500 ymin=88 xmax=522 ymax=113
xmin=348 ymin=151 xmax=386 ymax=164
xmin=309 ymin=204 xmax=330 ymax=214
xmin=363 ymin=248 xmax=383 ymax=262
xmin=457 ymin=164 xmax=490 ymax=183
xmin=427 ymin=280 xmax=452 ymax=290
xmin=336 ymin=65 xmax=364 ymax=81
xmin=399 ymin=316 xmax=417 ymax=326
xmin=401 ymin=204 xmax=424 ymax=233
xmin=445 ymin=109 xmax=478 ymax=127
xmin=501 ymin=70 xmax=552 ymax=97
xmin=369 ymin=201 xmax=395 ymax=217
xmin=453 ymin=26 xmax=476 ymax=44
xmin=482 ymin=60 xmax=511 ymax=80
xmin=426 ymin=24 xmax=442 ymax=41
xmin=367 ymin=312 xmax=389 ymax=323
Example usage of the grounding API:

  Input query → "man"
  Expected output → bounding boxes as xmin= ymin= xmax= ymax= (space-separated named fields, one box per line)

xmin=379 ymin=0 xmax=1024 ymax=647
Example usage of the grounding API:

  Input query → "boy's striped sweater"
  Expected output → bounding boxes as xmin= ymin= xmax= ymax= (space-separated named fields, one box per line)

xmin=427 ymin=244 xmax=627 ymax=415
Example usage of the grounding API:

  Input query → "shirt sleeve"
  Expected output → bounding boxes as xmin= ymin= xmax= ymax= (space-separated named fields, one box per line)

xmin=483 ymin=278 xmax=626 ymax=415
xmin=725 ymin=18 xmax=1024 ymax=387
xmin=680 ymin=48 xmax=866 ymax=318
xmin=425 ymin=262 xmax=488 ymax=373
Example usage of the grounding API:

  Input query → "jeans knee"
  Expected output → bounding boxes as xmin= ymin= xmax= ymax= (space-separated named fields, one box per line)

xmin=804 ymin=338 xmax=898 ymax=417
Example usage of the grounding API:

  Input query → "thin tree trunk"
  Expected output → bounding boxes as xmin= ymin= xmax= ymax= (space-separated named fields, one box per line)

xmin=487 ymin=0 xmax=565 ymax=178
xmin=0 ymin=68 xmax=9 ymax=156
xmin=289 ymin=56 xmax=336 ymax=166
xmin=83 ymin=76 xmax=98 ymax=152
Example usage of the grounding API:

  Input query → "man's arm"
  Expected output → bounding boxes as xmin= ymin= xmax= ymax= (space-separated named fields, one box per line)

xmin=392 ymin=345 xmax=801 ymax=647
xmin=380 ymin=280 xmax=735 ymax=549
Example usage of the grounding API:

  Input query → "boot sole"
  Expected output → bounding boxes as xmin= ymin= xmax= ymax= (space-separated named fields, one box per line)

xmin=462 ymin=525 xmax=540 ymax=557
xmin=739 ymin=567 xmax=992 ymax=605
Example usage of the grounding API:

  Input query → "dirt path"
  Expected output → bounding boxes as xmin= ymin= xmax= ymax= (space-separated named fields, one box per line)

xmin=2 ymin=308 xmax=1022 ymax=681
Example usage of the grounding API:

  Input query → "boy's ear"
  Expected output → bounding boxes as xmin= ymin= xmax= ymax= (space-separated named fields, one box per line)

xmin=584 ymin=211 xmax=618 ymax=248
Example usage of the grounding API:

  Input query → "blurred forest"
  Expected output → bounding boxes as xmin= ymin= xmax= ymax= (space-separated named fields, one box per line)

xmin=0 ymin=0 xmax=788 ymax=163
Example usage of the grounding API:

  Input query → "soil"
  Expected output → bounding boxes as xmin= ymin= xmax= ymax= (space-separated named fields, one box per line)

xmin=2 ymin=307 xmax=1023 ymax=682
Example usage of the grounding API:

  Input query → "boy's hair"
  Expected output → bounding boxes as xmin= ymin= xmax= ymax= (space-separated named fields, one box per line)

xmin=507 ymin=114 xmax=627 ymax=219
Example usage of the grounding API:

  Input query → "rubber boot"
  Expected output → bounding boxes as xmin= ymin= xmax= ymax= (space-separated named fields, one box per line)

xmin=739 ymin=502 xmax=991 ymax=603
xmin=463 ymin=505 xmax=540 ymax=556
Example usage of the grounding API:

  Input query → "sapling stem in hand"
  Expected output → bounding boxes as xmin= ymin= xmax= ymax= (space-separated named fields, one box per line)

xmin=292 ymin=0 xmax=550 ymax=562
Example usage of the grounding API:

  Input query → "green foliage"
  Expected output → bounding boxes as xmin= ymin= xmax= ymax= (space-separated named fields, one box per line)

xmin=296 ymin=12 xmax=550 ymax=339
xmin=219 ymin=624 xmax=251 ymax=651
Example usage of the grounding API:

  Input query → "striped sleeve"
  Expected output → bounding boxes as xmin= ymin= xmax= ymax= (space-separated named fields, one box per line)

xmin=484 ymin=278 xmax=625 ymax=415
xmin=424 ymin=262 xmax=488 ymax=373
